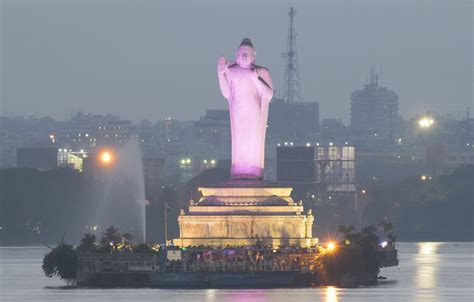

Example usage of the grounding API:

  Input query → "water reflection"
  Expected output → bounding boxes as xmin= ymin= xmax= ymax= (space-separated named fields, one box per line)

xmin=415 ymin=242 xmax=441 ymax=301
xmin=205 ymin=289 xmax=216 ymax=302
xmin=229 ymin=290 xmax=265 ymax=302
xmin=419 ymin=242 xmax=441 ymax=256
xmin=324 ymin=286 xmax=338 ymax=302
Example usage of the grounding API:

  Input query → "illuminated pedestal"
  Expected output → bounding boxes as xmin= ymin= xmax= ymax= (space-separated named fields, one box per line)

xmin=174 ymin=180 xmax=318 ymax=248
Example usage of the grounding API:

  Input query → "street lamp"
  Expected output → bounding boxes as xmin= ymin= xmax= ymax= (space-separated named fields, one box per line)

xmin=164 ymin=202 xmax=170 ymax=245
xmin=98 ymin=150 xmax=114 ymax=166
xmin=418 ymin=116 xmax=435 ymax=128
xmin=327 ymin=242 xmax=336 ymax=252
xmin=101 ymin=151 xmax=112 ymax=164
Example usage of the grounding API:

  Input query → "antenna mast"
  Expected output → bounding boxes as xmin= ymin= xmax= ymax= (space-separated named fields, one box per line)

xmin=282 ymin=6 xmax=302 ymax=103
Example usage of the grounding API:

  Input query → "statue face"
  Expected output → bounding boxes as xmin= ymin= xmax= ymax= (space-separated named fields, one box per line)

xmin=236 ymin=46 xmax=256 ymax=67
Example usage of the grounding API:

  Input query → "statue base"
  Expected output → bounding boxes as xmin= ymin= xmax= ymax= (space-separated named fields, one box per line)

xmin=174 ymin=180 xmax=318 ymax=248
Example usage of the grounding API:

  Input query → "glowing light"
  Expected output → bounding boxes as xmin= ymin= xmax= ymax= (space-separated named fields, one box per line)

xmin=325 ymin=286 xmax=338 ymax=302
xmin=361 ymin=189 xmax=367 ymax=194
xmin=329 ymin=142 xmax=333 ymax=146
xmin=186 ymin=158 xmax=191 ymax=164
xmin=203 ymin=159 xmax=208 ymax=163
xmin=100 ymin=151 xmax=113 ymax=165
xmin=421 ymin=175 xmax=428 ymax=181
xmin=211 ymin=160 xmax=216 ymax=165
xmin=180 ymin=159 xmax=186 ymax=165
xmin=327 ymin=242 xmax=336 ymax=251
xmin=418 ymin=117 xmax=435 ymax=128
xmin=381 ymin=241 xmax=388 ymax=248
xmin=306 ymin=142 xmax=311 ymax=147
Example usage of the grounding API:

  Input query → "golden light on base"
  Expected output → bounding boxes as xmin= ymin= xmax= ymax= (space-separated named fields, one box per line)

xmin=327 ymin=242 xmax=336 ymax=252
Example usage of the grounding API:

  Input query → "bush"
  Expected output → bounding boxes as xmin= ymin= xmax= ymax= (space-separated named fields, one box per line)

xmin=42 ymin=242 xmax=78 ymax=285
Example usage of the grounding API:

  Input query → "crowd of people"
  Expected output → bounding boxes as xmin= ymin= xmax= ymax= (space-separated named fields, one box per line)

xmin=161 ymin=247 xmax=320 ymax=273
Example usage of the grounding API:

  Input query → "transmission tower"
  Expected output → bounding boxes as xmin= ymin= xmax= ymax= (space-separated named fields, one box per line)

xmin=282 ymin=6 xmax=302 ymax=103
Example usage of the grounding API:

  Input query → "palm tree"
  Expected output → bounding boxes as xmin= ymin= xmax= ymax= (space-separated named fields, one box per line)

xmin=100 ymin=226 xmax=121 ymax=252
xmin=379 ymin=221 xmax=394 ymax=234
xmin=77 ymin=233 xmax=97 ymax=253
xmin=338 ymin=225 xmax=355 ymax=237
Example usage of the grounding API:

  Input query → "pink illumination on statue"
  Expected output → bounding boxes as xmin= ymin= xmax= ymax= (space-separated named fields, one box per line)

xmin=217 ymin=38 xmax=273 ymax=180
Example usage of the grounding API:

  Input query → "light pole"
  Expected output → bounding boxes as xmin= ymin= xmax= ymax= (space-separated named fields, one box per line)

xmin=164 ymin=201 xmax=170 ymax=245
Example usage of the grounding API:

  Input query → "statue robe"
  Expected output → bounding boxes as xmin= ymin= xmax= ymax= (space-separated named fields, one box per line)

xmin=219 ymin=64 xmax=273 ymax=179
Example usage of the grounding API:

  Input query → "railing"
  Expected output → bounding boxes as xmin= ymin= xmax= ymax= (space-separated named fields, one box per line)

xmin=78 ymin=252 xmax=319 ymax=274
xmin=78 ymin=254 xmax=156 ymax=273
xmin=158 ymin=254 xmax=318 ymax=273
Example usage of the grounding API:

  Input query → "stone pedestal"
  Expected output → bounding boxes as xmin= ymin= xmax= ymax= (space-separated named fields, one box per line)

xmin=174 ymin=180 xmax=318 ymax=248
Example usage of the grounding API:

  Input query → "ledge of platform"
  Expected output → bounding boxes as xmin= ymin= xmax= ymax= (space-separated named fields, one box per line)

xmin=198 ymin=180 xmax=293 ymax=198
xmin=173 ymin=237 xmax=319 ymax=248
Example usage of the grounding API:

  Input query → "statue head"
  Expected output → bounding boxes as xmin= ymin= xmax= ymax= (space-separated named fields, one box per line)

xmin=236 ymin=38 xmax=256 ymax=68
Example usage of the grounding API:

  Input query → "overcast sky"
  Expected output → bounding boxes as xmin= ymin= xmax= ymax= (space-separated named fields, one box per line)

xmin=1 ymin=0 xmax=472 ymax=123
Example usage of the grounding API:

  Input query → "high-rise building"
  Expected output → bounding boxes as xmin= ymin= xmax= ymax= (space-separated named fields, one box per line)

xmin=57 ymin=112 xmax=135 ymax=151
xmin=351 ymin=70 xmax=399 ymax=150
xmin=192 ymin=110 xmax=231 ymax=159
xmin=320 ymin=119 xmax=350 ymax=145
xmin=268 ymin=99 xmax=320 ymax=146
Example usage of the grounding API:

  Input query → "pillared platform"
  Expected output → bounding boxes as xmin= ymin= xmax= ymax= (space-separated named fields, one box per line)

xmin=173 ymin=180 xmax=318 ymax=248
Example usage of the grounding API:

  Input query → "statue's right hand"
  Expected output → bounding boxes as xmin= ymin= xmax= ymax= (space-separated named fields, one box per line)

xmin=217 ymin=57 xmax=227 ymax=74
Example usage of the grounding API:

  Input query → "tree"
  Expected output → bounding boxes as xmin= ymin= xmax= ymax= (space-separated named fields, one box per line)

xmin=76 ymin=233 xmax=98 ymax=253
xmin=100 ymin=226 xmax=121 ymax=252
xmin=317 ymin=225 xmax=381 ymax=285
xmin=42 ymin=242 xmax=78 ymax=285
xmin=337 ymin=225 xmax=355 ymax=237
xmin=122 ymin=233 xmax=133 ymax=245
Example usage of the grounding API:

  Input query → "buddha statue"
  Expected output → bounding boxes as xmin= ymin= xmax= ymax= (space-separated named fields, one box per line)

xmin=217 ymin=38 xmax=273 ymax=179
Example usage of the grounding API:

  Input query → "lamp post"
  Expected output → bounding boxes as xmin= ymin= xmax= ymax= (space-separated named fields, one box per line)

xmin=164 ymin=201 xmax=170 ymax=245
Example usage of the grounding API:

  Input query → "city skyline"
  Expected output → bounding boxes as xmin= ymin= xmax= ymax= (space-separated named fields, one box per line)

xmin=2 ymin=0 xmax=472 ymax=122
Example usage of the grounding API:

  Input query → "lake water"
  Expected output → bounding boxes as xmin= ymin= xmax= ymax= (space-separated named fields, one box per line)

xmin=0 ymin=242 xmax=473 ymax=302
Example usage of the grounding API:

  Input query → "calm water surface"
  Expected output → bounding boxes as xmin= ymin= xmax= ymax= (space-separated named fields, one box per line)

xmin=0 ymin=242 xmax=473 ymax=302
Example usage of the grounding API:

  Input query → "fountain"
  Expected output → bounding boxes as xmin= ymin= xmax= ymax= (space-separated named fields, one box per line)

xmin=94 ymin=141 xmax=146 ymax=243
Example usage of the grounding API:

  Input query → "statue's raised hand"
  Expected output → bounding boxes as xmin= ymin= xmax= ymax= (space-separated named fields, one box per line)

xmin=217 ymin=57 xmax=228 ymax=74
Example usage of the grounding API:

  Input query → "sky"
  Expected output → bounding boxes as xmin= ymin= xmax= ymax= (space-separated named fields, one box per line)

xmin=1 ymin=0 xmax=472 ymax=123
